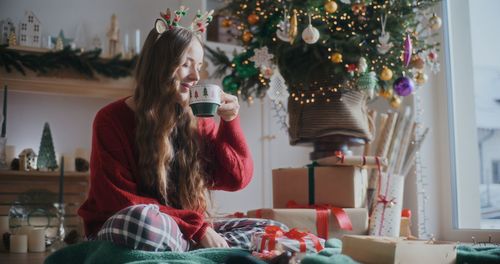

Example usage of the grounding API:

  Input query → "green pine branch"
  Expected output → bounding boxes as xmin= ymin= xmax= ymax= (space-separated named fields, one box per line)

xmin=0 ymin=44 xmax=137 ymax=79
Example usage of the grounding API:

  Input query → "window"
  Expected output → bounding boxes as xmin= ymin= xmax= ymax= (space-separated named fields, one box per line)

xmin=21 ymin=23 xmax=26 ymax=31
xmin=34 ymin=25 xmax=39 ymax=32
xmin=21 ymin=35 xmax=26 ymax=42
xmin=438 ymin=0 xmax=500 ymax=240
xmin=28 ymin=16 xmax=33 ymax=23
xmin=33 ymin=35 xmax=39 ymax=43
xmin=493 ymin=160 xmax=500 ymax=184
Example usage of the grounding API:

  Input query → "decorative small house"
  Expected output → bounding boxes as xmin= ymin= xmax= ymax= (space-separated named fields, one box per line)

xmin=0 ymin=18 xmax=16 ymax=45
xmin=19 ymin=148 xmax=37 ymax=171
xmin=19 ymin=10 xmax=42 ymax=48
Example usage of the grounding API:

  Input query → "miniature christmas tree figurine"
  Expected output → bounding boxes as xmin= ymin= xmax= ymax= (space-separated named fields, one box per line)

xmin=7 ymin=32 xmax=16 ymax=46
xmin=37 ymin=122 xmax=58 ymax=171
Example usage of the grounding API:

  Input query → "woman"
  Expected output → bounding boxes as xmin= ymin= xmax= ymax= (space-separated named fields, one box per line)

xmin=78 ymin=23 xmax=285 ymax=252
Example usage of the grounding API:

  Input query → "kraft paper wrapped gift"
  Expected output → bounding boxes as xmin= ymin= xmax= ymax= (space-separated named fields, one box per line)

xmin=272 ymin=166 xmax=368 ymax=208
xmin=247 ymin=208 xmax=368 ymax=239
xmin=341 ymin=235 xmax=457 ymax=264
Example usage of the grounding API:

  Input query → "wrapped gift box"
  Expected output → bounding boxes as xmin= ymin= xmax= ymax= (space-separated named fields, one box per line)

xmin=369 ymin=174 xmax=405 ymax=237
xmin=273 ymin=166 xmax=368 ymax=208
xmin=251 ymin=227 xmax=325 ymax=254
xmin=248 ymin=208 xmax=368 ymax=239
xmin=341 ymin=235 xmax=457 ymax=264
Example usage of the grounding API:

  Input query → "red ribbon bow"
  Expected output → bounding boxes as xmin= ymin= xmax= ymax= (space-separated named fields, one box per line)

xmin=286 ymin=200 xmax=353 ymax=239
xmin=260 ymin=226 xmax=323 ymax=253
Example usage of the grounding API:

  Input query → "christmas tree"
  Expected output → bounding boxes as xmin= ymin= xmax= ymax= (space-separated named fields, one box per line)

xmin=206 ymin=0 xmax=442 ymax=107
xmin=37 ymin=122 xmax=58 ymax=171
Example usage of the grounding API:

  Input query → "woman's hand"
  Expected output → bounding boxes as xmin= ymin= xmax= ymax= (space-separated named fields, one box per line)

xmin=217 ymin=92 xmax=240 ymax=122
xmin=199 ymin=227 xmax=229 ymax=248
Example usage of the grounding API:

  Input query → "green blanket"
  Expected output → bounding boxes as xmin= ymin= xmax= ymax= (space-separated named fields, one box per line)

xmin=44 ymin=241 xmax=262 ymax=264
xmin=457 ymin=245 xmax=500 ymax=264
xmin=44 ymin=239 xmax=357 ymax=264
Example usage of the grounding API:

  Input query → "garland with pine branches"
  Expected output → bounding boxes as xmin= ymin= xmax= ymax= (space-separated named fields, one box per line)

xmin=0 ymin=44 xmax=137 ymax=79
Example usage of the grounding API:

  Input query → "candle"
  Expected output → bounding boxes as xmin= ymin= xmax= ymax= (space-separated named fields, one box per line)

xmin=10 ymin=234 xmax=28 ymax=253
xmin=62 ymin=153 xmax=75 ymax=172
xmin=28 ymin=228 xmax=46 ymax=252
xmin=5 ymin=145 xmax=15 ymax=165
xmin=59 ymin=156 xmax=64 ymax=204
xmin=135 ymin=29 xmax=140 ymax=54
xmin=124 ymin=33 xmax=129 ymax=54
xmin=2 ymin=85 xmax=7 ymax=138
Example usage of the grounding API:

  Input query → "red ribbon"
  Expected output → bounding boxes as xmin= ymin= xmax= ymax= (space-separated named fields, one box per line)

xmin=259 ymin=226 xmax=323 ymax=253
xmin=225 ymin=212 xmax=245 ymax=218
xmin=374 ymin=157 xmax=397 ymax=236
xmin=286 ymin=200 xmax=353 ymax=239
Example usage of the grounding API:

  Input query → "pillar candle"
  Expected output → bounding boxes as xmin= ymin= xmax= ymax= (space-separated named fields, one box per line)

xmin=10 ymin=234 xmax=28 ymax=253
xmin=28 ymin=228 xmax=46 ymax=252
xmin=135 ymin=29 xmax=140 ymax=54
xmin=5 ymin=145 xmax=15 ymax=165
xmin=124 ymin=33 xmax=129 ymax=53
xmin=0 ymin=216 xmax=9 ymax=252
xmin=62 ymin=153 xmax=75 ymax=172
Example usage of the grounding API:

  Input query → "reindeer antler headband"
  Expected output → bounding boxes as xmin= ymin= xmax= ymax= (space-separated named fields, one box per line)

xmin=155 ymin=6 xmax=214 ymax=36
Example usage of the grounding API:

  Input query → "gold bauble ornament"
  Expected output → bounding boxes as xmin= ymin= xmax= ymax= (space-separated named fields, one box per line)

xmin=415 ymin=72 xmax=428 ymax=85
xmin=410 ymin=56 xmax=425 ymax=69
xmin=330 ymin=52 xmax=343 ymax=63
xmin=324 ymin=1 xmax=338 ymax=13
xmin=289 ymin=10 xmax=298 ymax=44
xmin=390 ymin=96 xmax=402 ymax=108
xmin=379 ymin=88 xmax=393 ymax=99
xmin=380 ymin=67 xmax=393 ymax=81
xmin=242 ymin=31 xmax=253 ymax=43
xmin=247 ymin=13 xmax=260 ymax=25
xmin=222 ymin=18 xmax=232 ymax=28
xmin=429 ymin=13 xmax=442 ymax=31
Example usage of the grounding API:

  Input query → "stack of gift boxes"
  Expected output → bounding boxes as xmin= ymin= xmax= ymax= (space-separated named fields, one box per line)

xmin=245 ymin=153 xmax=458 ymax=263
xmin=247 ymin=154 xmax=380 ymax=255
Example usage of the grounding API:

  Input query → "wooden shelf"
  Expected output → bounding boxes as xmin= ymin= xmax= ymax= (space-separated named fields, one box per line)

xmin=0 ymin=170 xmax=89 ymax=181
xmin=0 ymin=46 xmax=134 ymax=99
xmin=0 ymin=71 xmax=133 ymax=99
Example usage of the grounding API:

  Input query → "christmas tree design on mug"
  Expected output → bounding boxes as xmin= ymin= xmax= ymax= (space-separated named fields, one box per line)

xmin=189 ymin=84 xmax=221 ymax=117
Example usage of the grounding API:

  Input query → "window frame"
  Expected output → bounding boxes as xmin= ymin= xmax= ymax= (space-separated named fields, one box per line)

xmin=434 ymin=0 xmax=500 ymax=241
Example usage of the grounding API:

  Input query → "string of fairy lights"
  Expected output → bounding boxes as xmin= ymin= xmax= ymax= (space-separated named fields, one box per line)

xmin=217 ymin=0 xmax=441 ymax=108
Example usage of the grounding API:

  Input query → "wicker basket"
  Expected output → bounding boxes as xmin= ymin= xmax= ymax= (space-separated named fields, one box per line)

xmin=288 ymin=90 xmax=373 ymax=146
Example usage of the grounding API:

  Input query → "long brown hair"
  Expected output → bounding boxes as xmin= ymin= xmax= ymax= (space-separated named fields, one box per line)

xmin=133 ymin=27 xmax=207 ymax=212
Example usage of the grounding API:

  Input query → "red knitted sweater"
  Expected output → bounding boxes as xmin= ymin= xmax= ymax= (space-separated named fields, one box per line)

xmin=77 ymin=98 xmax=253 ymax=242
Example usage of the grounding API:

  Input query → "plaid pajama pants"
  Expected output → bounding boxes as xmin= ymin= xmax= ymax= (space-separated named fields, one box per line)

xmin=96 ymin=204 xmax=288 ymax=252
